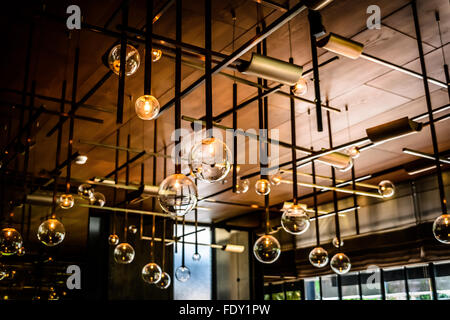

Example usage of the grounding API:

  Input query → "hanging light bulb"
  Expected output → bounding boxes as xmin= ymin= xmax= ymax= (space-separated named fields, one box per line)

xmin=78 ymin=184 xmax=94 ymax=200
xmin=89 ymin=192 xmax=106 ymax=207
xmin=433 ymin=214 xmax=450 ymax=244
xmin=152 ymin=49 xmax=162 ymax=62
xmin=107 ymin=44 xmax=140 ymax=76
xmin=128 ymin=225 xmax=138 ymax=234
xmin=292 ymin=77 xmax=308 ymax=96
xmin=158 ymin=174 xmax=197 ymax=216
xmin=192 ymin=252 xmax=201 ymax=261
xmin=59 ymin=194 xmax=74 ymax=209
xmin=189 ymin=137 xmax=232 ymax=183
xmin=330 ymin=253 xmax=351 ymax=274
xmin=17 ymin=247 xmax=25 ymax=256
xmin=332 ymin=236 xmax=344 ymax=248
xmin=309 ymin=247 xmax=329 ymax=268
xmin=378 ymin=180 xmax=395 ymax=198
xmin=74 ymin=155 xmax=88 ymax=165
xmin=113 ymin=243 xmax=135 ymax=264
xmin=155 ymin=272 xmax=171 ymax=289
xmin=281 ymin=204 xmax=310 ymax=235
xmin=235 ymin=177 xmax=249 ymax=194
xmin=135 ymin=95 xmax=160 ymax=120
xmin=270 ymin=173 xmax=283 ymax=186
xmin=347 ymin=146 xmax=360 ymax=159
xmin=37 ymin=219 xmax=65 ymax=247
xmin=108 ymin=234 xmax=119 ymax=246
xmin=142 ymin=262 xmax=162 ymax=284
xmin=175 ymin=266 xmax=191 ymax=282
xmin=0 ymin=228 xmax=23 ymax=255
xmin=255 ymin=179 xmax=271 ymax=195
xmin=253 ymin=234 xmax=281 ymax=264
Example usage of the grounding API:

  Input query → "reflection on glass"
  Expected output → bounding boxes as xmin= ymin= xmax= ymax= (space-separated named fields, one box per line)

xmin=384 ymin=268 xmax=407 ymax=300
xmin=435 ymin=262 xmax=450 ymax=300
xmin=341 ymin=273 xmax=360 ymax=300
xmin=321 ymin=275 xmax=339 ymax=300
xmin=304 ymin=277 xmax=321 ymax=300
xmin=407 ymin=266 xmax=432 ymax=300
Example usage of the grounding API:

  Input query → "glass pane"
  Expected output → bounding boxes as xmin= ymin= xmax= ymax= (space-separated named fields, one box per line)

xmin=407 ymin=265 xmax=432 ymax=300
xmin=272 ymin=292 xmax=285 ymax=300
xmin=173 ymin=225 xmax=211 ymax=300
xmin=286 ymin=290 xmax=301 ymax=300
xmin=384 ymin=268 xmax=407 ymax=300
xmin=360 ymin=269 xmax=382 ymax=300
xmin=321 ymin=275 xmax=339 ymax=300
xmin=341 ymin=273 xmax=360 ymax=300
xmin=304 ymin=277 xmax=320 ymax=300
xmin=433 ymin=262 xmax=450 ymax=300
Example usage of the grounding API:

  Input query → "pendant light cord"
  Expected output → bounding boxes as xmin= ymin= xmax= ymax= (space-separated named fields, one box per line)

xmin=181 ymin=216 xmax=185 ymax=267
xmin=308 ymin=108 xmax=320 ymax=246
xmin=162 ymin=218 xmax=166 ymax=271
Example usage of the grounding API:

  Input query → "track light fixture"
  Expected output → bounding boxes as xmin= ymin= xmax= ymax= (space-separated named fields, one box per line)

xmin=317 ymin=151 xmax=353 ymax=172
xmin=238 ymin=53 xmax=304 ymax=86
xmin=366 ymin=117 xmax=422 ymax=144
xmin=317 ymin=33 xmax=364 ymax=59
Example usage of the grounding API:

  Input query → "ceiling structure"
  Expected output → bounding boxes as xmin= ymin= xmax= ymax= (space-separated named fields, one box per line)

xmin=0 ymin=0 xmax=449 ymax=229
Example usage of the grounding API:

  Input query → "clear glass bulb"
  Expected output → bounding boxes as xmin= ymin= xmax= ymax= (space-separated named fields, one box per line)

xmin=17 ymin=247 xmax=25 ymax=256
xmin=281 ymin=205 xmax=310 ymax=235
xmin=158 ymin=174 xmax=197 ymax=216
xmin=114 ymin=243 xmax=135 ymax=264
xmin=433 ymin=214 xmax=450 ymax=244
xmin=135 ymin=95 xmax=160 ymax=120
xmin=292 ymin=78 xmax=308 ymax=96
xmin=347 ymin=146 xmax=360 ymax=159
xmin=37 ymin=219 xmax=65 ymax=247
xmin=309 ymin=247 xmax=329 ymax=268
xmin=192 ymin=252 xmax=201 ymax=261
xmin=108 ymin=234 xmax=119 ymax=246
xmin=142 ymin=262 xmax=162 ymax=284
xmin=128 ymin=225 xmax=138 ymax=234
xmin=189 ymin=137 xmax=231 ymax=183
xmin=332 ymin=236 xmax=344 ymax=248
xmin=330 ymin=253 xmax=351 ymax=274
xmin=155 ymin=272 xmax=171 ymax=289
xmin=270 ymin=173 xmax=283 ymax=186
xmin=59 ymin=194 xmax=74 ymax=209
xmin=235 ymin=177 xmax=249 ymax=194
xmin=378 ymin=180 xmax=395 ymax=198
xmin=0 ymin=228 xmax=23 ymax=255
xmin=175 ymin=266 xmax=191 ymax=282
xmin=253 ymin=234 xmax=281 ymax=264
xmin=255 ymin=179 xmax=271 ymax=195
xmin=152 ymin=49 xmax=162 ymax=62
xmin=108 ymin=44 xmax=140 ymax=76
xmin=89 ymin=192 xmax=106 ymax=207
xmin=78 ymin=184 xmax=94 ymax=199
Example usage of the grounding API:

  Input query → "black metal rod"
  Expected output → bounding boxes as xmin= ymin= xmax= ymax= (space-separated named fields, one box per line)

xmin=113 ymin=128 xmax=120 ymax=235
xmin=289 ymin=57 xmax=298 ymax=205
xmin=428 ymin=263 xmax=438 ymax=300
xmin=327 ymin=110 xmax=341 ymax=247
xmin=144 ymin=0 xmax=153 ymax=95
xmin=357 ymin=272 xmax=363 ymax=300
xmin=174 ymin=0 xmax=182 ymax=174
xmin=403 ymin=266 xmax=410 ymax=300
xmin=152 ymin=119 xmax=157 ymax=212
xmin=204 ymin=0 xmax=213 ymax=134
xmin=312 ymin=159 xmax=320 ymax=246
xmin=380 ymin=269 xmax=386 ymax=300
xmin=351 ymin=166 xmax=360 ymax=235
xmin=116 ymin=0 xmax=128 ymax=124
xmin=308 ymin=11 xmax=323 ymax=132
xmin=411 ymin=0 xmax=447 ymax=215
xmin=232 ymin=82 xmax=238 ymax=193
xmin=337 ymin=274 xmax=343 ymax=300
xmin=104 ymin=151 xmax=146 ymax=180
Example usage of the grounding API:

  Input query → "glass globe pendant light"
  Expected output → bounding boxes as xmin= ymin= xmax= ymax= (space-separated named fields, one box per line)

xmin=192 ymin=205 xmax=201 ymax=262
xmin=255 ymin=179 xmax=271 ymax=195
xmin=281 ymin=204 xmax=310 ymax=235
xmin=378 ymin=180 xmax=395 ymax=198
xmin=107 ymin=44 xmax=140 ymax=76
xmin=59 ymin=194 xmax=74 ymax=209
xmin=235 ymin=177 xmax=250 ymax=194
xmin=176 ymin=218 xmax=191 ymax=282
xmin=158 ymin=174 xmax=197 ymax=216
xmin=156 ymin=272 xmax=171 ymax=289
xmin=157 ymin=219 xmax=172 ymax=289
xmin=253 ymin=234 xmax=281 ymax=264
xmin=0 ymin=227 xmax=23 ymax=255
xmin=114 ymin=242 xmax=135 ymax=264
xmin=332 ymin=236 xmax=344 ymax=248
xmin=270 ymin=172 xmax=283 ymax=186
xmin=292 ymin=77 xmax=308 ymax=96
xmin=152 ymin=49 xmax=162 ymax=62
xmin=135 ymin=95 xmax=160 ymax=120
xmin=89 ymin=192 xmax=106 ymax=207
xmin=189 ymin=137 xmax=232 ymax=183
xmin=309 ymin=247 xmax=329 ymax=268
xmin=330 ymin=252 xmax=351 ymax=274
xmin=37 ymin=218 xmax=65 ymax=247
xmin=433 ymin=214 xmax=450 ymax=244
xmin=78 ymin=184 xmax=94 ymax=200
xmin=108 ymin=234 xmax=119 ymax=246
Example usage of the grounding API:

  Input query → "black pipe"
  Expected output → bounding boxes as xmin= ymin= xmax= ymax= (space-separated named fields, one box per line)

xmin=403 ymin=266 xmax=410 ymax=300
xmin=152 ymin=119 xmax=157 ymax=211
xmin=204 ymin=0 xmax=213 ymax=134
xmin=308 ymin=10 xmax=323 ymax=132
xmin=411 ymin=0 xmax=447 ymax=215
xmin=351 ymin=166 xmax=360 ymax=235
xmin=103 ymin=150 xmax=146 ymax=180
xmin=232 ymin=82 xmax=238 ymax=193
xmin=116 ymin=0 xmax=128 ymax=124
xmin=289 ymin=57 xmax=298 ymax=205
xmin=174 ymin=0 xmax=182 ymax=174
xmin=428 ymin=263 xmax=438 ymax=300
xmin=312 ymin=159 xmax=320 ymax=246
xmin=380 ymin=269 xmax=386 ymax=300
xmin=144 ymin=0 xmax=153 ymax=95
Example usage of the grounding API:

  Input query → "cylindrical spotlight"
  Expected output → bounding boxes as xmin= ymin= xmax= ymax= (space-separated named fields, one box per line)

xmin=366 ymin=117 xmax=423 ymax=143
xmin=317 ymin=33 xmax=364 ymax=59
xmin=317 ymin=152 xmax=353 ymax=172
